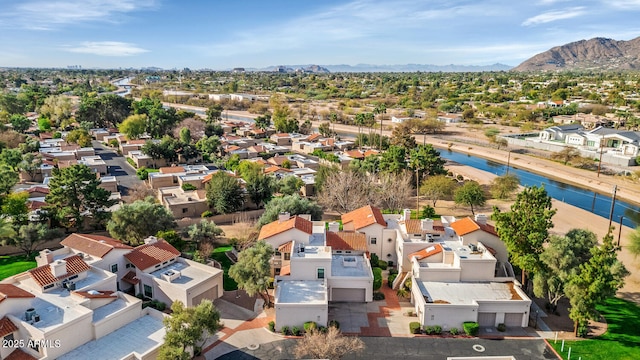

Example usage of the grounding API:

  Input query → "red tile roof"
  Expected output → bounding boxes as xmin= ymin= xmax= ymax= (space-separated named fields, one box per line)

xmin=326 ymin=232 xmax=367 ymax=252
xmin=279 ymin=265 xmax=291 ymax=276
xmin=258 ymin=216 xmax=313 ymax=240
xmin=409 ymin=244 xmax=443 ymax=261
xmin=0 ymin=316 xmax=18 ymax=338
xmin=27 ymin=200 xmax=47 ymax=211
xmin=28 ymin=255 xmax=91 ymax=287
xmin=0 ymin=284 xmax=35 ymax=304
xmin=27 ymin=186 xmax=49 ymax=195
xmin=306 ymin=133 xmax=322 ymax=142
xmin=122 ymin=271 xmax=140 ymax=285
xmin=345 ymin=150 xmax=364 ymax=159
xmin=363 ymin=149 xmax=379 ymax=157
xmin=264 ymin=166 xmax=291 ymax=174
xmin=4 ymin=348 xmax=38 ymax=360
xmin=124 ymin=239 xmax=181 ymax=270
xmin=341 ymin=205 xmax=386 ymax=230
xmin=450 ymin=217 xmax=498 ymax=237
xmin=61 ymin=233 xmax=132 ymax=258
xmin=278 ymin=241 xmax=293 ymax=253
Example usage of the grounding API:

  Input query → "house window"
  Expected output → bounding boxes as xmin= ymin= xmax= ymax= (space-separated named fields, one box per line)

xmin=29 ymin=339 xmax=39 ymax=353
xmin=144 ymin=284 xmax=153 ymax=298
xmin=182 ymin=208 xmax=188 ymax=213
xmin=284 ymin=253 xmax=290 ymax=260
xmin=370 ymin=237 xmax=377 ymax=245
xmin=317 ymin=268 xmax=325 ymax=279
xmin=43 ymin=283 xmax=54 ymax=290
xmin=335 ymin=250 xmax=342 ymax=253
xmin=68 ymin=274 xmax=78 ymax=280
xmin=110 ymin=264 xmax=118 ymax=273
xmin=126 ymin=263 xmax=132 ymax=269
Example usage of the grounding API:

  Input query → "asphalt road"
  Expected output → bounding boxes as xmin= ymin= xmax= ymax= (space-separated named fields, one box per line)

xmin=215 ymin=337 xmax=558 ymax=360
xmin=92 ymin=140 xmax=142 ymax=194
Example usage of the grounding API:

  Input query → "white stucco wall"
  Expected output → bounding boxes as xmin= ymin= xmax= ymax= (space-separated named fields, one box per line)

xmin=93 ymin=295 xmax=143 ymax=339
xmin=275 ymin=302 xmax=328 ymax=329
xmin=459 ymin=259 xmax=496 ymax=281
xmin=264 ymin=229 xmax=311 ymax=249
xmin=289 ymin=256 xmax=332 ymax=281
xmin=329 ymin=277 xmax=373 ymax=302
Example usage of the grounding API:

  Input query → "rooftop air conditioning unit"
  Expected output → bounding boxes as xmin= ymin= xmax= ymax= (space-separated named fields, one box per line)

xmin=25 ymin=308 xmax=37 ymax=322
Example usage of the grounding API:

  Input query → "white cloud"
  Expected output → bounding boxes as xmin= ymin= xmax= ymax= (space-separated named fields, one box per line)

xmin=64 ymin=41 xmax=149 ymax=56
xmin=5 ymin=0 xmax=156 ymax=30
xmin=607 ymin=0 xmax=640 ymax=9
xmin=522 ymin=7 xmax=586 ymax=26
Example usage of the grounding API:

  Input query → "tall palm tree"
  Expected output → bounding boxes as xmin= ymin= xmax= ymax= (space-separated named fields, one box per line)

xmin=329 ymin=112 xmax=338 ymax=137
xmin=374 ymin=104 xmax=387 ymax=149
xmin=355 ymin=113 xmax=365 ymax=150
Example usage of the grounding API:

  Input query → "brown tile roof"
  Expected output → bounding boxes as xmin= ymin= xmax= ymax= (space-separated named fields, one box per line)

xmin=0 ymin=284 xmax=35 ymax=304
xmin=342 ymin=205 xmax=386 ymax=230
xmin=273 ymin=133 xmax=290 ymax=137
xmin=264 ymin=166 xmax=291 ymax=174
xmin=279 ymin=265 xmax=291 ymax=276
xmin=127 ymin=139 xmax=147 ymax=145
xmin=345 ymin=150 xmax=364 ymax=159
xmin=159 ymin=166 xmax=185 ymax=174
xmin=363 ymin=149 xmax=380 ymax=157
xmin=27 ymin=200 xmax=47 ymax=211
xmin=268 ymin=155 xmax=287 ymax=166
xmin=0 ymin=316 xmax=18 ymax=338
xmin=4 ymin=348 xmax=38 ymax=360
xmin=122 ymin=271 xmax=140 ymax=285
xmin=72 ymin=290 xmax=116 ymax=299
xmin=61 ymin=233 xmax=132 ymax=258
xmin=278 ymin=241 xmax=293 ymax=253
xmin=258 ymin=216 xmax=313 ymax=240
xmin=28 ymin=255 xmax=91 ymax=287
xmin=124 ymin=239 xmax=181 ymax=270
xmin=450 ymin=217 xmax=498 ymax=237
xmin=326 ymin=231 xmax=367 ymax=252
xmin=27 ymin=186 xmax=49 ymax=195
xmin=306 ymin=133 xmax=322 ymax=142
xmin=408 ymin=244 xmax=443 ymax=261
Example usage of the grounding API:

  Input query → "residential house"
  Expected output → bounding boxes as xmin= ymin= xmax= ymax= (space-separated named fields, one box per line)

xmin=157 ymin=187 xmax=209 ymax=218
xmin=437 ymin=113 xmax=462 ymax=123
xmin=341 ymin=205 xmax=396 ymax=263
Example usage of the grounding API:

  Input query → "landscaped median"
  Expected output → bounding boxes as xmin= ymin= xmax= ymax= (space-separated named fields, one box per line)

xmin=550 ymin=297 xmax=640 ymax=360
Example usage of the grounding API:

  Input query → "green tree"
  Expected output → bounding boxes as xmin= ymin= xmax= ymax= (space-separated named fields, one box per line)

xmin=628 ymin=226 xmax=640 ymax=258
xmin=77 ymin=94 xmax=132 ymax=128
xmin=565 ymin=233 xmax=628 ymax=336
xmin=0 ymin=164 xmax=19 ymax=195
xmin=45 ymin=164 xmax=114 ymax=230
xmin=1 ymin=191 xmax=29 ymax=225
xmin=493 ymin=186 xmax=556 ymax=286
xmin=224 ymin=154 xmax=241 ymax=172
xmin=17 ymin=153 xmax=42 ymax=182
xmin=379 ymin=145 xmax=407 ymax=174
xmin=237 ymin=160 xmax=263 ymax=180
xmin=159 ymin=300 xmax=222 ymax=359
xmin=245 ymin=174 xmax=275 ymax=208
xmin=205 ymin=172 xmax=244 ymax=214
xmin=118 ymin=114 xmax=147 ymax=139
xmin=420 ymin=175 xmax=456 ymax=207
xmin=453 ymin=181 xmax=485 ymax=215
xmin=65 ymin=128 xmax=92 ymax=147
xmin=257 ymin=195 xmax=322 ymax=227
xmin=229 ymin=241 xmax=274 ymax=306
xmin=10 ymin=114 xmax=31 ymax=133
xmin=374 ymin=103 xmax=387 ymax=149
xmin=254 ymin=114 xmax=271 ymax=131
xmin=1 ymin=223 xmax=63 ymax=257
xmin=179 ymin=127 xmax=192 ymax=144
xmin=195 ymin=136 xmax=220 ymax=158
xmin=408 ymin=144 xmax=446 ymax=177
xmin=106 ymin=197 xmax=177 ymax=245
xmin=0 ymin=217 xmax=16 ymax=239
xmin=205 ymin=104 xmax=223 ymax=122
xmin=318 ymin=122 xmax=332 ymax=137
xmin=0 ymin=148 xmax=23 ymax=170
xmin=39 ymin=95 xmax=72 ymax=127
xmin=37 ymin=117 xmax=52 ymax=131
xmin=390 ymin=123 xmax=416 ymax=149
xmin=534 ymin=229 xmax=598 ymax=313
xmin=186 ymin=220 xmax=224 ymax=246
xmin=0 ymin=93 xmax=26 ymax=115
xmin=278 ymin=176 xmax=304 ymax=196
xmin=490 ymin=174 xmax=520 ymax=199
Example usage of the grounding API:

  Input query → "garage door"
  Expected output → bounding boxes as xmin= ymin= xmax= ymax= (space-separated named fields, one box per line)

xmin=504 ymin=313 xmax=523 ymax=326
xmin=477 ymin=312 xmax=496 ymax=327
xmin=191 ymin=285 xmax=218 ymax=306
xmin=331 ymin=288 xmax=365 ymax=302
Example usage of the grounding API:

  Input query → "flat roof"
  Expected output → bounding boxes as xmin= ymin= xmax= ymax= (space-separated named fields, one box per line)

xmin=291 ymin=245 xmax=331 ymax=259
xmin=57 ymin=314 xmax=165 ymax=360
xmin=331 ymin=255 xmax=372 ymax=278
xmin=12 ymin=289 xmax=92 ymax=332
xmin=92 ymin=298 xmax=127 ymax=322
xmin=419 ymin=281 xmax=523 ymax=305
xmin=150 ymin=260 xmax=220 ymax=288
xmin=276 ymin=280 xmax=326 ymax=304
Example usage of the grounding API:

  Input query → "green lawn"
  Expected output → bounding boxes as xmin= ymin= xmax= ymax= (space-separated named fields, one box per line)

xmin=0 ymin=255 xmax=37 ymax=280
xmin=211 ymin=246 xmax=238 ymax=291
xmin=551 ymin=297 xmax=640 ymax=360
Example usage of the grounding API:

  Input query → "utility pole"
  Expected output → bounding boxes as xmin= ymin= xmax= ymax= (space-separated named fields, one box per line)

xmin=506 ymin=150 xmax=512 ymax=175
xmin=608 ymin=185 xmax=617 ymax=233
xmin=618 ymin=216 xmax=624 ymax=247
xmin=416 ymin=169 xmax=420 ymax=218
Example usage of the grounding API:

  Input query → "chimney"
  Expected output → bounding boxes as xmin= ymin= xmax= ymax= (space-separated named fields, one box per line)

xmin=421 ymin=219 xmax=433 ymax=231
xmin=144 ymin=236 xmax=158 ymax=245
xmin=403 ymin=209 xmax=411 ymax=221
xmin=37 ymin=249 xmax=54 ymax=266
xmin=328 ymin=222 xmax=340 ymax=233
xmin=50 ymin=259 xmax=67 ymax=278
xmin=474 ymin=214 xmax=487 ymax=225
xmin=278 ymin=212 xmax=291 ymax=223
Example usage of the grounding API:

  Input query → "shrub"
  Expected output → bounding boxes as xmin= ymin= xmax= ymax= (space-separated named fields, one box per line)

xmin=373 ymin=292 xmax=385 ymax=301
xmin=463 ymin=322 xmax=479 ymax=336
xmin=329 ymin=320 xmax=340 ymax=329
xmin=182 ymin=183 xmax=197 ymax=191
xmin=318 ymin=326 xmax=328 ymax=333
xmin=409 ymin=322 xmax=421 ymax=334
xmin=268 ymin=321 xmax=275 ymax=332
xmin=126 ymin=157 xmax=136 ymax=168
xmin=404 ymin=277 xmax=412 ymax=291
xmin=387 ymin=261 xmax=394 ymax=268
xmin=281 ymin=326 xmax=290 ymax=335
xmin=424 ymin=326 xmax=435 ymax=335
xmin=396 ymin=288 xmax=408 ymax=298
xmin=154 ymin=301 xmax=166 ymax=311
xmin=136 ymin=167 xmax=148 ymax=180
xmin=267 ymin=277 xmax=275 ymax=289
xmin=201 ymin=210 xmax=213 ymax=218
xmin=369 ymin=253 xmax=379 ymax=268
xmin=377 ymin=260 xmax=388 ymax=270
xmin=388 ymin=267 xmax=397 ymax=275
xmin=303 ymin=321 xmax=317 ymax=333
xmin=388 ymin=273 xmax=398 ymax=287
xmin=373 ymin=267 xmax=383 ymax=290
xmin=421 ymin=205 xmax=436 ymax=219
xmin=108 ymin=139 xmax=119 ymax=148
xmin=450 ymin=327 xmax=459 ymax=335
xmin=292 ymin=326 xmax=301 ymax=336
xmin=433 ymin=325 xmax=442 ymax=334
xmin=497 ymin=323 xmax=506 ymax=332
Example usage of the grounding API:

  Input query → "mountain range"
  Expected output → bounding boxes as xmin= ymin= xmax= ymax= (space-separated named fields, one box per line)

xmin=513 ymin=36 xmax=640 ymax=71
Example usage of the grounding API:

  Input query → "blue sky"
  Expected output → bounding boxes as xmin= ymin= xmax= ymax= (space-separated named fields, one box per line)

xmin=1 ymin=0 xmax=640 ymax=69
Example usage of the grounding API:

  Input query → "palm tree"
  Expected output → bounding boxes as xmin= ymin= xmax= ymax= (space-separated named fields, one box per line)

xmin=374 ymin=104 xmax=387 ymax=149
xmin=329 ymin=112 xmax=338 ymax=137
xmin=355 ymin=113 xmax=365 ymax=149
xmin=364 ymin=112 xmax=375 ymax=140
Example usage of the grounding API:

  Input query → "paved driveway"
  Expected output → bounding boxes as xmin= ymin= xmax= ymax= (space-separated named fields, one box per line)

xmin=92 ymin=140 xmax=141 ymax=193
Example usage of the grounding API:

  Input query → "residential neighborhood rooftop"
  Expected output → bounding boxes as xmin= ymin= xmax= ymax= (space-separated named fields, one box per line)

xmin=418 ymin=281 xmax=522 ymax=305
xmin=331 ymin=255 xmax=372 ymax=277
xmin=275 ymin=280 xmax=327 ymax=304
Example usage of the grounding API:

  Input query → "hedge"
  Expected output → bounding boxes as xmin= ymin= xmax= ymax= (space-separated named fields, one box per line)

xmin=373 ymin=267 xmax=383 ymax=290
xmin=463 ymin=321 xmax=479 ymax=336
xmin=304 ymin=321 xmax=317 ymax=333
xmin=388 ymin=273 xmax=398 ymax=287
xmin=409 ymin=322 xmax=421 ymax=334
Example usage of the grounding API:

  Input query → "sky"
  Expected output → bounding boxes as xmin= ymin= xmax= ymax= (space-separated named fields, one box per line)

xmin=1 ymin=0 xmax=640 ymax=69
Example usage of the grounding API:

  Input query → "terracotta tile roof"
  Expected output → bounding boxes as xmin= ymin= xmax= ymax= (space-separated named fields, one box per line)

xmin=306 ymin=133 xmax=322 ymax=142
xmin=61 ymin=233 xmax=132 ymax=258
xmin=326 ymin=231 xmax=367 ymax=251
xmin=27 ymin=186 xmax=49 ymax=195
xmin=0 ymin=316 xmax=18 ymax=338
xmin=401 ymin=219 xmax=445 ymax=234
xmin=0 ymin=284 xmax=35 ymax=304
xmin=127 ymin=139 xmax=147 ymax=145
xmin=264 ymin=166 xmax=291 ymax=174
xmin=273 ymin=133 xmax=290 ymax=137
xmin=72 ymin=290 xmax=116 ymax=299
xmin=122 ymin=271 xmax=140 ymax=285
xmin=408 ymin=244 xmax=443 ymax=261
xmin=124 ymin=239 xmax=181 ymax=270
xmin=27 ymin=200 xmax=47 ymax=210
xmin=159 ymin=166 xmax=185 ymax=174
xmin=279 ymin=265 xmax=291 ymax=276
xmin=363 ymin=149 xmax=380 ymax=157
xmin=450 ymin=217 xmax=498 ymax=236
xmin=345 ymin=150 xmax=364 ymax=159
xmin=278 ymin=241 xmax=293 ymax=253
xmin=28 ymin=255 xmax=91 ymax=287
xmin=268 ymin=155 xmax=287 ymax=166
xmin=4 ymin=348 xmax=38 ymax=360
xmin=226 ymin=145 xmax=241 ymax=152
xmin=341 ymin=205 xmax=386 ymax=230
xmin=258 ymin=216 xmax=313 ymax=240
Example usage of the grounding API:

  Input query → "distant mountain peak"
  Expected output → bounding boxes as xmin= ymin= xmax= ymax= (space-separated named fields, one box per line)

xmin=513 ymin=36 xmax=640 ymax=71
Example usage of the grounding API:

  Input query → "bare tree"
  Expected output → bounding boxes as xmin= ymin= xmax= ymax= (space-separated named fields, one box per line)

xmin=376 ymin=172 xmax=413 ymax=211
xmin=172 ymin=117 xmax=206 ymax=141
xmin=293 ymin=327 xmax=365 ymax=360
xmin=318 ymin=171 xmax=375 ymax=214
xmin=125 ymin=183 xmax=156 ymax=202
